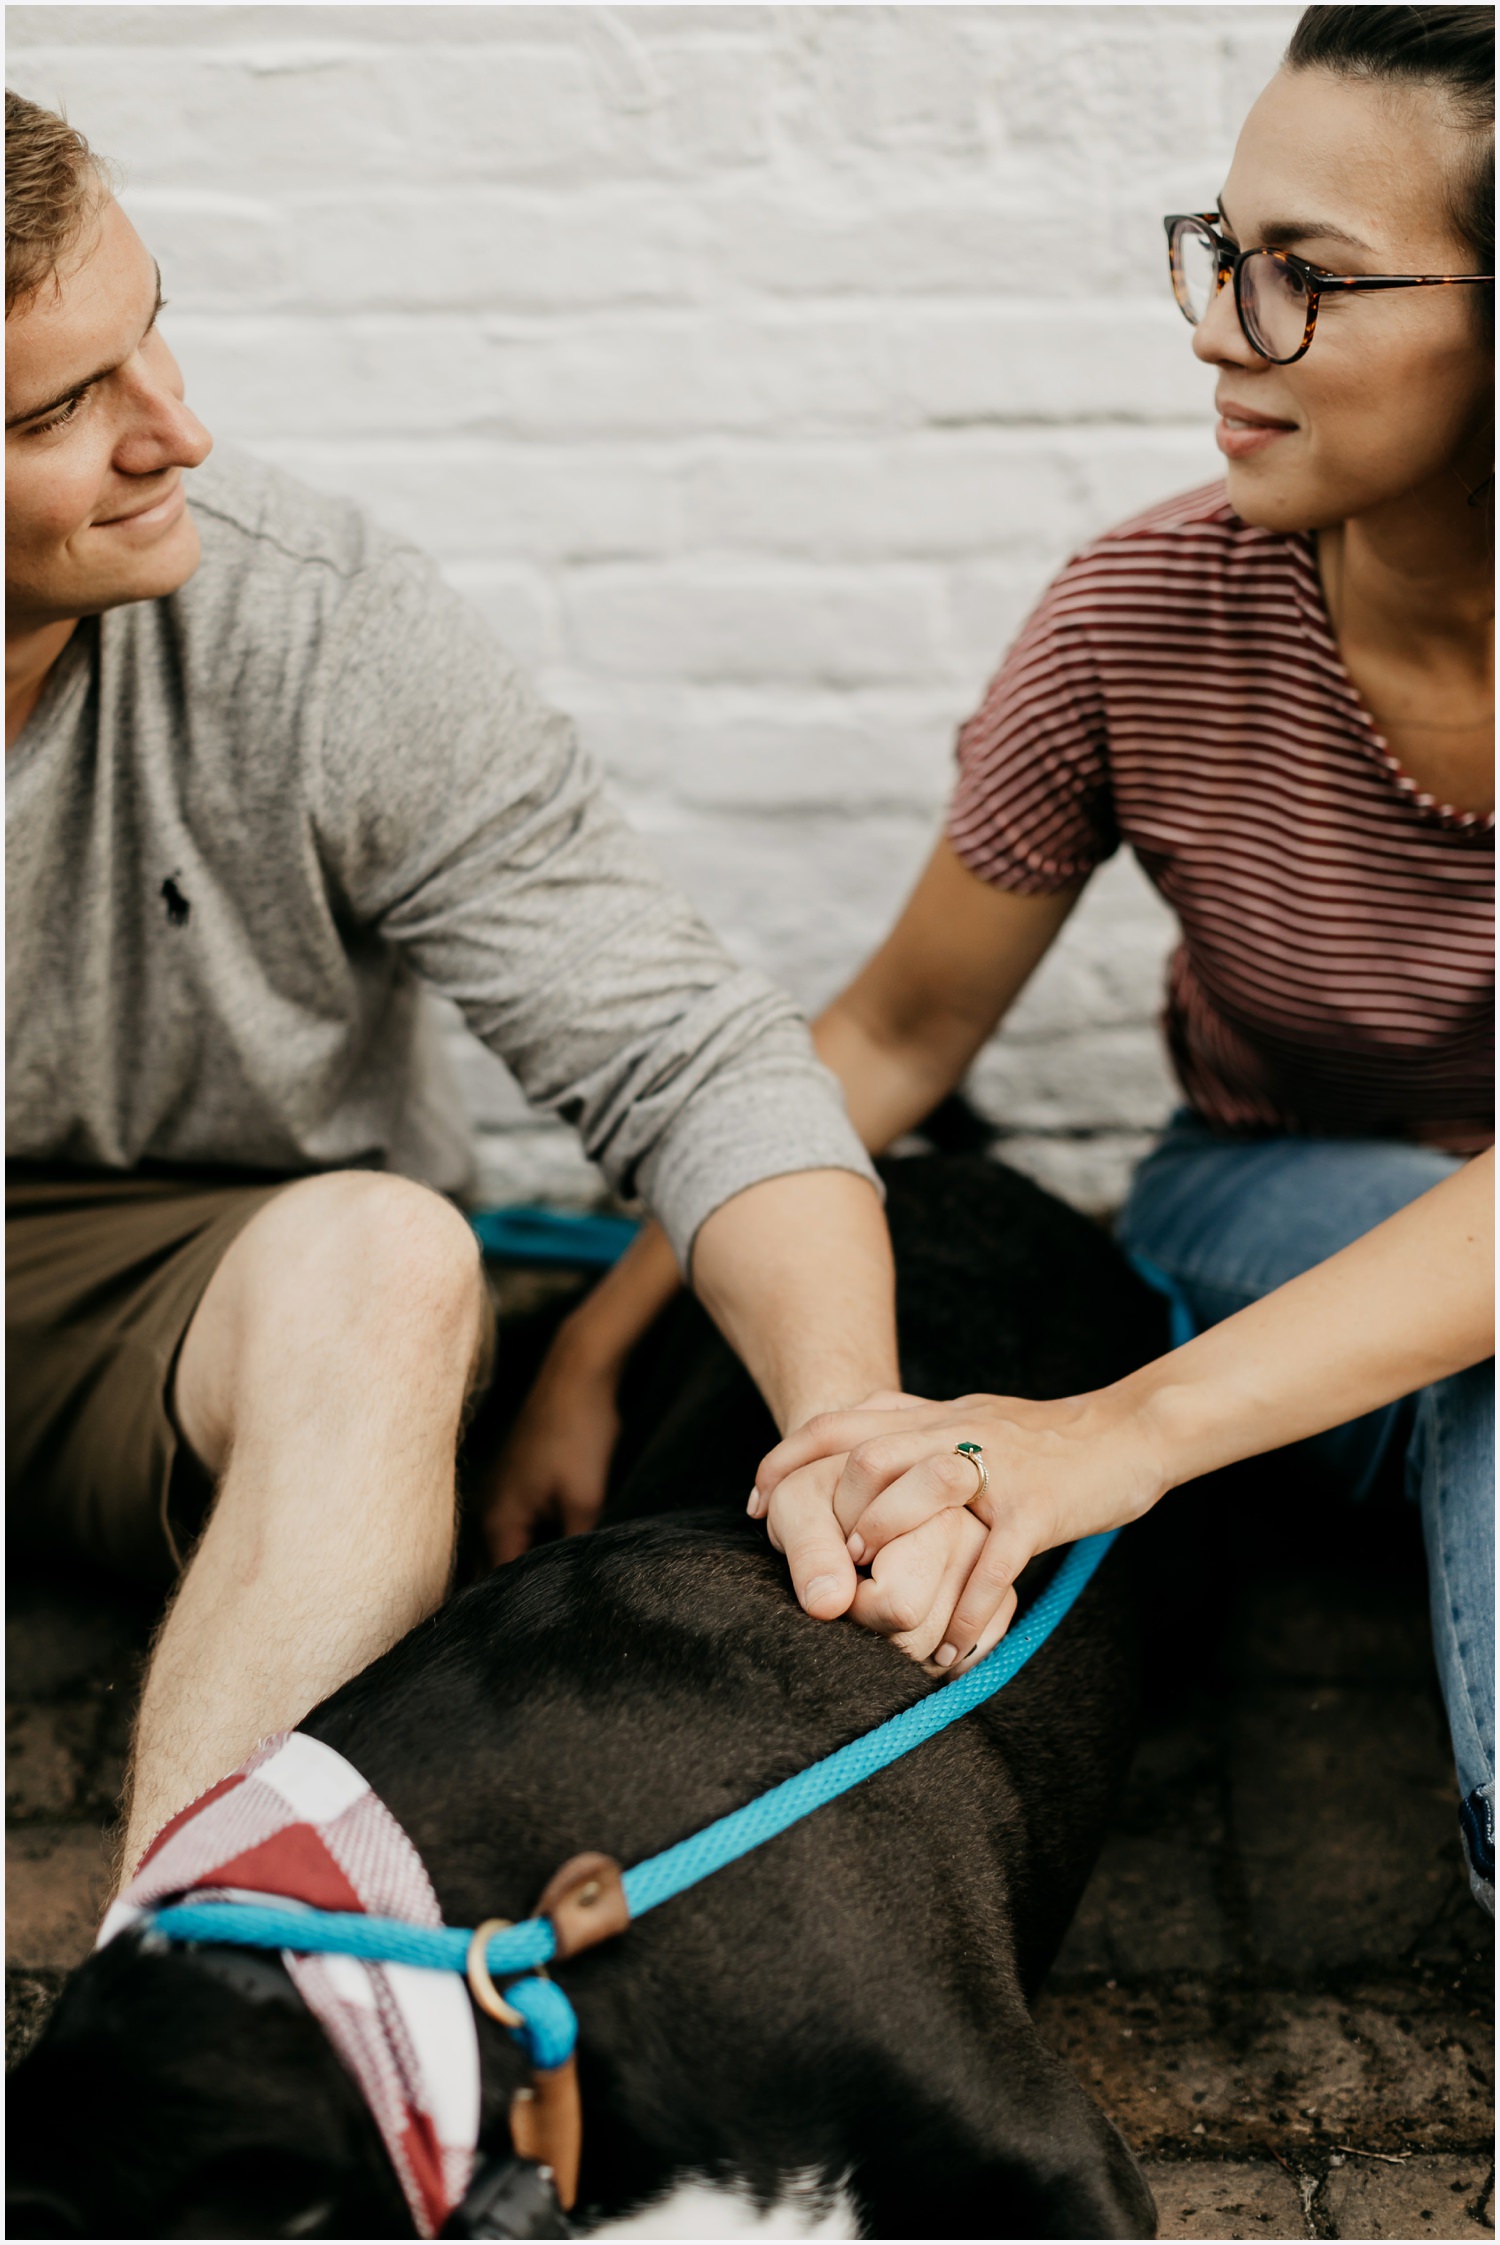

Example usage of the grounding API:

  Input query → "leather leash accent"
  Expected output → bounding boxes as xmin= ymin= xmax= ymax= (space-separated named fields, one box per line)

xmin=536 ymin=1852 xmax=629 ymax=1960
xmin=507 ymin=2066 xmax=581 ymax=2216
xmin=499 ymin=1854 xmax=629 ymax=2212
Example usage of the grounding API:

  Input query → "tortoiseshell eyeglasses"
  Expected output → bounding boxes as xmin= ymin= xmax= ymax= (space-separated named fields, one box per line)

xmin=1164 ymin=212 xmax=1495 ymax=366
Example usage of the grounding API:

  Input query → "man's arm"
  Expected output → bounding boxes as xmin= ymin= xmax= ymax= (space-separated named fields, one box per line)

xmin=484 ymin=846 xmax=1079 ymax=1564
xmin=689 ymin=1167 xmax=900 ymax=1615
xmin=317 ymin=544 xmax=905 ymax=1571
xmin=318 ymin=543 xmax=883 ymax=1272
xmin=689 ymin=1170 xmax=898 ymax=1437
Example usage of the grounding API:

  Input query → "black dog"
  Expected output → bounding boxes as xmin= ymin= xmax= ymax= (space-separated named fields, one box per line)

xmin=7 ymin=1157 xmax=1165 ymax=2240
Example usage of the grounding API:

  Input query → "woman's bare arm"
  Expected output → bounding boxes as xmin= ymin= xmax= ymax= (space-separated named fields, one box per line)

xmin=812 ymin=841 xmax=1082 ymax=1150
xmin=755 ymin=1147 xmax=1494 ymax=1669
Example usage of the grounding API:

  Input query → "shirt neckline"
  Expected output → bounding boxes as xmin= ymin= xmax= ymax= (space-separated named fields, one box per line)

xmin=6 ymin=618 xmax=98 ymax=774
xmin=1284 ymin=529 xmax=1493 ymax=838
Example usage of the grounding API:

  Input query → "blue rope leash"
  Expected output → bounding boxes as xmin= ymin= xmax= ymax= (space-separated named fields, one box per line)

xmin=150 ymin=1529 xmax=1117 ymax=2069
xmin=468 ymin=1204 xmax=640 ymax=1271
xmin=1125 ymin=1251 xmax=1198 ymax=1351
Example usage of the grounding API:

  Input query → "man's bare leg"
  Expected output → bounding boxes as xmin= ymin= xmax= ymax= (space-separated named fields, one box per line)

xmin=119 ymin=1170 xmax=486 ymax=1877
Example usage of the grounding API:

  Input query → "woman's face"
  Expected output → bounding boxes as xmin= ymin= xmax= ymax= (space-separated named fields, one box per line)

xmin=1198 ymin=65 xmax=1492 ymax=533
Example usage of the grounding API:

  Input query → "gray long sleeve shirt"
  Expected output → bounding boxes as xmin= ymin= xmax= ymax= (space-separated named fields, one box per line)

xmin=5 ymin=448 xmax=875 ymax=1266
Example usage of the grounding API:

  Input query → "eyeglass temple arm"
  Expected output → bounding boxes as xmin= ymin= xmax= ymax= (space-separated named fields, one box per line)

xmin=1316 ymin=272 xmax=1495 ymax=292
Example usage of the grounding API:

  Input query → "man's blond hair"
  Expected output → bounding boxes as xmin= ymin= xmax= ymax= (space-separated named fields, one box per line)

xmin=5 ymin=88 xmax=111 ymax=317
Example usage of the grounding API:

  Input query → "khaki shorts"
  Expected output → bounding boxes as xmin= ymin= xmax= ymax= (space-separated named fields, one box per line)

xmin=7 ymin=1166 xmax=291 ymax=1581
xmin=7 ymin=1165 xmax=496 ymax=1584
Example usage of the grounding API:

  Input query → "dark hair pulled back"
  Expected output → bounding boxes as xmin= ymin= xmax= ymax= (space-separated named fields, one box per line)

xmin=1286 ymin=7 xmax=1495 ymax=278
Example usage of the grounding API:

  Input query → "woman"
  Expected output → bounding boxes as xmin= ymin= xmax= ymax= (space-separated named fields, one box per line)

xmin=488 ymin=6 xmax=1495 ymax=1906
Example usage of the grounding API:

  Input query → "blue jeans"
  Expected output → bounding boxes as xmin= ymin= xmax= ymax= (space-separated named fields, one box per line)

xmin=1119 ymin=1113 xmax=1495 ymax=1908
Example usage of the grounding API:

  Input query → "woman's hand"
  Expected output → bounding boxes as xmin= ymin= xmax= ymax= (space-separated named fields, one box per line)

xmin=481 ymin=1333 xmax=624 ymax=1567
xmin=752 ymin=1388 xmax=1169 ymax=1670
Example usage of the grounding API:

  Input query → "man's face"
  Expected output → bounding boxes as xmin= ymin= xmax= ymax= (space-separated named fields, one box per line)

xmin=5 ymin=196 xmax=213 ymax=636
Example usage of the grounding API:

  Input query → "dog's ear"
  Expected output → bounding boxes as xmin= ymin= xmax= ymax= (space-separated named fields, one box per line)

xmin=6 ymin=2149 xmax=354 ymax=2242
xmin=6 ymin=1936 xmax=409 ymax=2242
xmin=4 ymin=2183 xmax=86 ymax=2238
xmin=159 ymin=2146 xmax=344 ymax=2238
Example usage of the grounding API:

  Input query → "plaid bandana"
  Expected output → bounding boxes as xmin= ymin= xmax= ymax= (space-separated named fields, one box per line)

xmin=98 ymin=1731 xmax=481 ymax=2238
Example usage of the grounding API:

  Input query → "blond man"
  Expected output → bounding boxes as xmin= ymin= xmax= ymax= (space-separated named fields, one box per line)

xmin=5 ymin=94 xmax=900 ymax=1879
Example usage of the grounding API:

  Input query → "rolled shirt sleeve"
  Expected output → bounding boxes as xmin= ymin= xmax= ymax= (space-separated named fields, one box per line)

xmin=312 ymin=544 xmax=877 ymax=1267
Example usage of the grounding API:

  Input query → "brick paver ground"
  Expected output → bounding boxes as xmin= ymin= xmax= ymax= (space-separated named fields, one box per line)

xmin=1032 ymin=1449 xmax=1495 ymax=2241
xmin=7 ymin=1275 xmax=1493 ymax=2240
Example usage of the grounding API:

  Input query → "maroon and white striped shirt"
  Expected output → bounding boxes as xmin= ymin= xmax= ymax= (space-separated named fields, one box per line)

xmin=948 ymin=483 xmax=1494 ymax=1154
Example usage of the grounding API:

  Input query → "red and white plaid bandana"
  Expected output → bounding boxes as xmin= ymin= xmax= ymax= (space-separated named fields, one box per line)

xmin=98 ymin=1731 xmax=480 ymax=2238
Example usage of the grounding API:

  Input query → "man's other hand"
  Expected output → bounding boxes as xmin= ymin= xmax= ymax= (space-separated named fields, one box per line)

xmin=482 ymin=1336 xmax=621 ymax=1566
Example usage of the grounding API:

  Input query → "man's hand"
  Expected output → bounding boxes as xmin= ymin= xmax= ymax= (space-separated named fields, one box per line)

xmin=745 ymin=1387 xmax=915 ymax=1632
xmin=481 ymin=1336 xmax=623 ymax=1566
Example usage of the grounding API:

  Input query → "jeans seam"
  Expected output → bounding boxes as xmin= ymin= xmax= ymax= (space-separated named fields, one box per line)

xmin=1119 ymin=1201 xmax=1328 ymax=1308
xmin=1425 ymin=1382 xmax=1493 ymax=1795
xmin=1112 ymin=1228 xmax=1254 ymax=1321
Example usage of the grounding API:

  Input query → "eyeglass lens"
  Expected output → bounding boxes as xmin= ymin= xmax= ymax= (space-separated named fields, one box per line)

xmin=1170 ymin=219 xmax=1313 ymax=363
xmin=1238 ymin=251 xmax=1311 ymax=361
xmin=1172 ymin=221 xmax=1224 ymax=326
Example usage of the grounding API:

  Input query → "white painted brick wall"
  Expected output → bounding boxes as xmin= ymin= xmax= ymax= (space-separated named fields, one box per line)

xmin=9 ymin=3 xmax=1302 ymax=1214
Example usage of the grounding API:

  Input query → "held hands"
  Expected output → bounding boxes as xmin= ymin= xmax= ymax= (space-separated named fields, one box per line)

xmin=749 ymin=1388 xmax=1169 ymax=1676
xmin=487 ymin=1345 xmax=1170 ymax=1684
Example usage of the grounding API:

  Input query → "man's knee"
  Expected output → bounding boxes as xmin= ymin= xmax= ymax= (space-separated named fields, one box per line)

xmin=247 ymin=1170 xmax=482 ymax=1347
xmin=177 ymin=1172 xmax=485 ymax=1464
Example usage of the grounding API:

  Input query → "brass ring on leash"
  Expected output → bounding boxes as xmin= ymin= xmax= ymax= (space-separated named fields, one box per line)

xmin=954 ymin=1442 xmax=988 ymax=1502
xmin=466 ymin=1918 xmax=527 ymax=2029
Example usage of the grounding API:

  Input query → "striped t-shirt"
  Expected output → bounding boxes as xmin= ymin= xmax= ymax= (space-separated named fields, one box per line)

xmin=948 ymin=483 xmax=1494 ymax=1154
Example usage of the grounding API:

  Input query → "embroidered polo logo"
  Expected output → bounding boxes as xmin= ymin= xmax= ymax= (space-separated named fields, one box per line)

xmin=161 ymin=876 xmax=191 ymax=927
